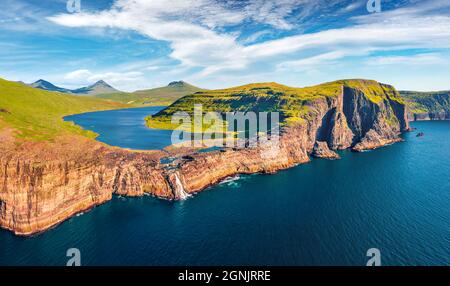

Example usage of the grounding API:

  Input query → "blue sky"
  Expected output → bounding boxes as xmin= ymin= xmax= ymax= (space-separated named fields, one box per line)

xmin=0 ymin=0 xmax=449 ymax=91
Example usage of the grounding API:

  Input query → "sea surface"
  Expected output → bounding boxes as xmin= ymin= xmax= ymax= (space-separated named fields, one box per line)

xmin=0 ymin=107 xmax=448 ymax=266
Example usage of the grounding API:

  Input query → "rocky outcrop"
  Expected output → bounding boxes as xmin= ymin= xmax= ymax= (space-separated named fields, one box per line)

xmin=312 ymin=141 xmax=340 ymax=159
xmin=0 ymin=81 xmax=411 ymax=236
xmin=401 ymin=90 xmax=450 ymax=121
xmin=410 ymin=111 xmax=450 ymax=121
xmin=0 ymin=137 xmax=174 ymax=235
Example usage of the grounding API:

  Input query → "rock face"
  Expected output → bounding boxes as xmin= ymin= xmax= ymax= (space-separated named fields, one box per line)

xmin=312 ymin=142 xmax=340 ymax=159
xmin=401 ymin=90 xmax=450 ymax=121
xmin=0 ymin=81 xmax=411 ymax=235
xmin=410 ymin=111 xmax=450 ymax=121
xmin=0 ymin=137 xmax=173 ymax=235
xmin=29 ymin=79 xmax=120 ymax=95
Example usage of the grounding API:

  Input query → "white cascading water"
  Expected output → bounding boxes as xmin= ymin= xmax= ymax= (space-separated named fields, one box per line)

xmin=174 ymin=173 xmax=191 ymax=200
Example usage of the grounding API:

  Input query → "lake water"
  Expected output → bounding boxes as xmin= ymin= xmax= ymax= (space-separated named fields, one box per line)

xmin=0 ymin=107 xmax=448 ymax=265
xmin=64 ymin=106 xmax=172 ymax=150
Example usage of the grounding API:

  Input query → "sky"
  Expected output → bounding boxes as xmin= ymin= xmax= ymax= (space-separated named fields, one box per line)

xmin=0 ymin=0 xmax=449 ymax=91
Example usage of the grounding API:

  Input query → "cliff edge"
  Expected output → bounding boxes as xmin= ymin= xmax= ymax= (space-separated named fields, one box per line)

xmin=0 ymin=79 xmax=410 ymax=235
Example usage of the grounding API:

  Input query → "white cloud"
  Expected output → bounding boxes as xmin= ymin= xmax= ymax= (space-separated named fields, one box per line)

xmin=341 ymin=1 xmax=365 ymax=12
xmin=48 ymin=4 xmax=246 ymax=71
xmin=48 ymin=0 xmax=450 ymax=79
xmin=277 ymin=51 xmax=350 ymax=71
xmin=63 ymin=69 xmax=144 ymax=91
xmin=64 ymin=69 xmax=92 ymax=81
xmin=366 ymin=53 xmax=446 ymax=66
xmin=243 ymin=17 xmax=450 ymax=60
xmin=240 ymin=30 xmax=272 ymax=45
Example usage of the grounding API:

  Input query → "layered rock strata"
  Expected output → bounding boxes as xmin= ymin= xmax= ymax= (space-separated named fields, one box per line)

xmin=0 ymin=83 xmax=410 ymax=235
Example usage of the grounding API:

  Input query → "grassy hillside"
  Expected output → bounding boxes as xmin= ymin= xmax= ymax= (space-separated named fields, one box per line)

xmin=95 ymin=81 xmax=204 ymax=106
xmin=146 ymin=79 xmax=404 ymax=131
xmin=0 ymin=78 xmax=128 ymax=141
xmin=400 ymin=90 xmax=450 ymax=114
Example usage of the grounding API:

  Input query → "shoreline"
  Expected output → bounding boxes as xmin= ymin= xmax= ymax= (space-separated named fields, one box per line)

xmin=0 ymin=84 xmax=417 ymax=236
xmin=1 ymin=128 xmax=411 ymax=237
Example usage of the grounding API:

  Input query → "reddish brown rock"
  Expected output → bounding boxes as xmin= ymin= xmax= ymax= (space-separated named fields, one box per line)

xmin=0 ymin=83 xmax=411 ymax=236
xmin=312 ymin=141 xmax=340 ymax=159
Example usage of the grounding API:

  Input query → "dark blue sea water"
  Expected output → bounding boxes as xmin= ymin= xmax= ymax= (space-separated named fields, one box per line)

xmin=0 ymin=108 xmax=448 ymax=265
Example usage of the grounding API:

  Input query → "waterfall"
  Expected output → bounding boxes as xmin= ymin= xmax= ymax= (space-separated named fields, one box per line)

xmin=174 ymin=173 xmax=191 ymax=200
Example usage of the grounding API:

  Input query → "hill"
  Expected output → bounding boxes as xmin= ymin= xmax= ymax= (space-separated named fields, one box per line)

xmin=0 ymin=78 xmax=411 ymax=236
xmin=29 ymin=79 xmax=120 ymax=95
xmin=71 ymin=80 xmax=119 ymax=95
xmin=95 ymin=81 xmax=204 ymax=106
xmin=0 ymin=78 xmax=128 ymax=141
xmin=146 ymin=79 xmax=405 ymax=131
xmin=400 ymin=90 xmax=450 ymax=120
xmin=30 ymin=79 xmax=72 ymax=93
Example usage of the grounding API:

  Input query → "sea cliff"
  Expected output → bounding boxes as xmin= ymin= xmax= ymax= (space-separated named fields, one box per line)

xmin=401 ymin=90 xmax=450 ymax=121
xmin=0 ymin=79 xmax=411 ymax=235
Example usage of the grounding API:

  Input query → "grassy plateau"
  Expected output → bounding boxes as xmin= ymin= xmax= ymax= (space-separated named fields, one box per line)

xmin=145 ymin=79 xmax=405 ymax=131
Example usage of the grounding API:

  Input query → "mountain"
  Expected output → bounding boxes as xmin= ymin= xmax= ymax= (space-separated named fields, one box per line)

xmin=71 ymin=80 xmax=119 ymax=95
xmin=0 ymin=77 xmax=411 ymax=235
xmin=95 ymin=80 xmax=204 ymax=106
xmin=147 ymin=79 xmax=409 ymax=153
xmin=29 ymin=79 xmax=120 ymax=95
xmin=30 ymin=79 xmax=72 ymax=93
xmin=0 ymin=78 xmax=127 ymax=141
xmin=166 ymin=80 xmax=195 ymax=88
xmin=400 ymin=90 xmax=450 ymax=120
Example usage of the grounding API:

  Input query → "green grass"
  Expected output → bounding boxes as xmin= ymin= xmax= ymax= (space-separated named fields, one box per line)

xmin=95 ymin=82 xmax=204 ymax=106
xmin=400 ymin=90 xmax=450 ymax=114
xmin=0 ymin=78 xmax=128 ymax=141
xmin=335 ymin=79 xmax=404 ymax=104
xmin=146 ymin=79 xmax=402 ymax=130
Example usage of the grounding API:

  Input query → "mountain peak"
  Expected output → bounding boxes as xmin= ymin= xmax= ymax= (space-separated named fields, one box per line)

xmin=30 ymin=79 xmax=72 ymax=93
xmin=168 ymin=80 xmax=187 ymax=87
xmin=89 ymin=80 xmax=114 ymax=88
xmin=32 ymin=79 xmax=53 ymax=87
xmin=29 ymin=79 xmax=120 ymax=95
xmin=72 ymin=80 xmax=119 ymax=95
xmin=93 ymin=79 xmax=108 ymax=86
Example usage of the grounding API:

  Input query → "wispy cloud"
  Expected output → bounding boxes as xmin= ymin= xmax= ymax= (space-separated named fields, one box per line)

xmin=366 ymin=53 xmax=446 ymax=66
xmin=3 ymin=0 xmax=450 ymax=90
xmin=63 ymin=69 xmax=144 ymax=90
xmin=277 ymin=51 xmax=351 ymax=72
xmin=48 ymin=0 xmax=450 ymax=78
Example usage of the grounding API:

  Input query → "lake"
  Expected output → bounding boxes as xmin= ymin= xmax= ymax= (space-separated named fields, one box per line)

xmin=64 ymin=106 xmax=172 ymax=150
xmin=0 ymin=107 xmax=448 ymax=266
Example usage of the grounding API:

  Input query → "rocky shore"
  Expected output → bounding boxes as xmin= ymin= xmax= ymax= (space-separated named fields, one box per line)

xmin=0 ymin=83 xmax=411 ymax=235
xmin=409 ymin=111 xmax=450 ymax=121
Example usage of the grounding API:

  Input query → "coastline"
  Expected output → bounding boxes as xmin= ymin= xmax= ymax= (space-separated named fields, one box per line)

xmin=0 ymin=83 xmax=414 ymax=236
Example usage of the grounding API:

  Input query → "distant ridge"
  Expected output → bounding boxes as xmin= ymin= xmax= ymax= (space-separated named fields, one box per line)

xmin=30 ymin=79 xmax=72 ymax=93
xmin=29 ymin=79 xmax=120 ymax=95
xmin=400 ymin=90 xmax=450 ymax=120
xmin=71 ymin=80 xmax=119 ymax=95
xmin=95 ymin=80 xmax=204 ymax=106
